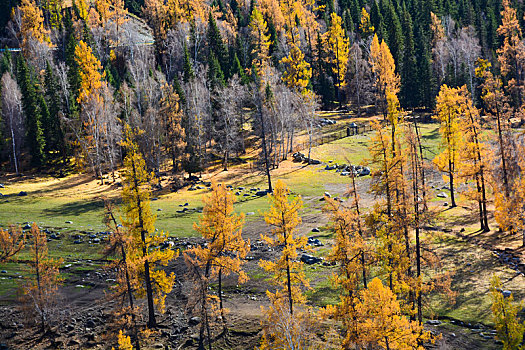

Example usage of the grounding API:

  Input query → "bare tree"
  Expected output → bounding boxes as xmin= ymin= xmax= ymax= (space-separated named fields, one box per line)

xmin=346 ymin=41 xmax=373 ymax=116
xmin=215 ymin=76 xmax=246 ymax=170
xmin=1 ymin=73 xmax=24 ymax=174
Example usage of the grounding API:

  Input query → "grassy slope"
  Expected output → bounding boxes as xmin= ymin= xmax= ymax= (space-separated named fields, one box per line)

xmin=0 ymin=119 xmax=523 ymax=329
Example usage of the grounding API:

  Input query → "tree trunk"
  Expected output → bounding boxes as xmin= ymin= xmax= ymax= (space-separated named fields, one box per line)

xmin=131 ymin=156 xmax=157 ymax=328
xmin=286 ymin=258 xmax=293 ymax=315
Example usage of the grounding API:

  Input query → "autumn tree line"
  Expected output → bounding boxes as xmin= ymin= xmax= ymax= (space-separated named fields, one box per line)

xmin=1 ymin=0 xmax=525 ymax=181
xmin=1 ymin=129 xmax=524 ymax=349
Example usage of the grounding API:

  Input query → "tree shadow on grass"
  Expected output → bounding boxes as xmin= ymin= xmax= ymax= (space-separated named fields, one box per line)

xmin=42 ymin=198 xmax=106 ymax=217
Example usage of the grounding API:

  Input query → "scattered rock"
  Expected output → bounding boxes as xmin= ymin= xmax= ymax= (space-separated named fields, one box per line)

xmin=501 ymin=290 xmax=512 ymax=298
xmin=85 ymin=319 xmax=96 ymax=328
xmin=17 ymin=191 xmax=27 ymax=196
xmin=256 ymin=190 xmax=269 ymax=196
xmin=300 ymin=254 xmax=322 ymax=265
xmin=426 ymin=320 xmax=441 ymax=325
xmin=23 ymin=224 xmax=31 ymax=230
xmin=308 ymin=237 xmax=323 ymax=247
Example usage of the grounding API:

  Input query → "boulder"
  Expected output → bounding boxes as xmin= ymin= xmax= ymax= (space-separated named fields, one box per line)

xmin=311 ymin=228 xmax=320 ymax=233
xmin=0 ymin=184 xmax=4 ymax=188
xmin=18 ymin=191 xmax=27 ymax=196
xmin=426 ymin=320 xmax=441 ymax=325
xmin=357 ymin=166 xmax=371 ymax=176
xmin=324 ymin=192 xmax=331 ymax=198
xmin=437 ymin=192 xmax=448 ymax=198
xmin=65 ymin=220 xmax=73 ymax=224
xmin=325 ymin=165 xmax=336 ymax=170
xmin=300 ymin=254 xmax=322 ymax=265
xmin=255 ymin=190 xmax=269 ymax=196
xmin=502 ymin=290 xmax=512 ymax=298
xmin=23 ymin=224 xmax=31 ymax=230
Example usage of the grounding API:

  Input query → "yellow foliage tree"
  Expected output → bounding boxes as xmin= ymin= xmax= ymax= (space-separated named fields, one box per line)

xmin=45 ymin=0 xmax=64 ymax=29
xmin=75 ymin=40 xmax=105 ymax=105
xmin=369 ymin=34 xmax=400 ymax=118
xmin=19 ymin=0 xmax=50 ymax=48
xmin=112 ymin=330 xmax=133 ymax=350
xmin=21 ymin=223 xmax=63 ymax=332
xmin=0 ymin=225 xmax=25 ymax=262
xmin=75 ymin=0 xmax=89 ymax=21
xmin=434 ymin=84 xmax=462 ymax=208
xmin=322 ymin=194 xmax=368 ymax=347
xmin=190 ymin=181 xmax=249 ymax=313
xmin=354 ymin=278 xmax=431 ymax=349
xmin=359 ymin=7 xmax=374 ymax=38
xmin=121 ymin=125 xmax=177 ymax=328
xmin=249 ymin=7 xmax=272 ymax=77
xmin=160 ymin=84 xmax=186 ymax=174
xmin=281 ymin=37 xmax=312 ymax=93
xmin=455 ymin=85 xmax=490 ymax=232
xmin=497 ymin=0 xmax=524 ymax=106
xmin=475 ymin=59 xmax=518 ymax=233
xmin=260 ymin=180 xmax=308 ymax=315
xmin=323 ymin=13 xmax=349 ymax=100
xmin=490 ymin=275 xmax=525 ymax=350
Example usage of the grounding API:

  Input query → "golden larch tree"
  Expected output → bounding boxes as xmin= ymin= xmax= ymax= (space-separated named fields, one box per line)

xmin=323 ymin=12 xmax=349 ymax=101
xmin=0 ymin=225 xmax=25 ymax=262
xmin=434 ymin=84 xmax=462 ymax=208
xmin=160 ymin=84 xmax=186 ymax=174
xmin=121 ymin=125 xmax=177 ymax=328
xmin=490 ymin=275 xmax=525 ymax=350
xmin=75 ymin=40 xmax=105 ymax=105
xmin=19 ymin=0 xmax=50 ymax=48
xmin=455 ymin=85 xmax=490 ymax=232
xmin=249 ymin=7 xmax=272 ymax=77
xmin=354 ymin=278 xmax=431 ymax=349
xmin=359 ymin=7 xmax=374 ymax=38
xmin=185 ymin=181 xmax=249 ymax=347
xmin=475 ymin=59 xmax=517 ymax=232
xmin=497 ymin=0 xmax=524 ymax=106
xmin=21 ymin=223 xmax=63 ymax=332
xmin=281 ymin=36 xmax=312 ymax=93
xmin=322 ymin=193 xmax=368 ymax=347
xmin=369 ymin=35 xmax=400 ymax=118
xmin=260 ymin=180 xmax=308 ymax=315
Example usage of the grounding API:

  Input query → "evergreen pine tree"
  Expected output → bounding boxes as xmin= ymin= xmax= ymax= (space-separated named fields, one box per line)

xmin=370 ymin=0 xmax=385 ymax=41
xmin=207 ymin=52 xmax=226 ymax=88
xmin=173 ymin=75 xmax=186 ymax=107
xmin=44 ymin=62 xmax=66 ymax=160
xmin=207 ymin=12 xmax=229 ymax=78
xmin=17 ymin=56 xmax=45 ymax=167
xmin=400 ymin=5 xmax=417 ymax=108
xmin=183 ymin=42 xmax=195 ymax=83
